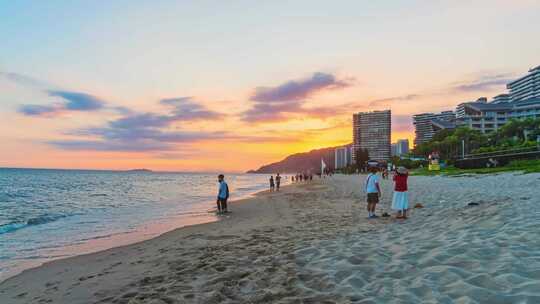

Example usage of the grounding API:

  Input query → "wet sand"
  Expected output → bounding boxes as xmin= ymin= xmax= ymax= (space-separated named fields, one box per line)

xmin=1 ymin=173 xmax=540 ymax=303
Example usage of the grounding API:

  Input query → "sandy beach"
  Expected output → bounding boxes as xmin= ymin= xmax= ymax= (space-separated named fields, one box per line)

xmin=2 ymin=173 xmax=540 ymax=303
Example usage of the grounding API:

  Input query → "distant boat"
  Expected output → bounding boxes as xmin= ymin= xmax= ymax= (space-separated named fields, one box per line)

xmin=125 ymin=169 xmax=153 ymax=173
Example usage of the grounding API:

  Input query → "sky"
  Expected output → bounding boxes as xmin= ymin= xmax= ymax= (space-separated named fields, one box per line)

xmin=1 ymin=0 xmax=539 ymax=172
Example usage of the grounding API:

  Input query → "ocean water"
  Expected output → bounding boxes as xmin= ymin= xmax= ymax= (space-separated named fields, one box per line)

xmin=0 ymin=168 xmax=281 ymax=281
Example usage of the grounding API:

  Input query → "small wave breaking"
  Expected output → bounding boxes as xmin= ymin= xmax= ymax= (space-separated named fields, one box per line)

xmin=0 ymin=214 xmax=67 ymax=235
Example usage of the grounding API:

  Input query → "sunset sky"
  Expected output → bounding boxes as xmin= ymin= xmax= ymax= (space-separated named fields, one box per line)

xmin=1 ymin=1 xmax=540 ymax=172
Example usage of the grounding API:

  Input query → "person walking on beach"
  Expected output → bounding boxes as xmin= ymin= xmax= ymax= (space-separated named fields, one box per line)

xmin=269 ymin=176 xmax=275 ymax=191
xmin=392 ymin=167 xmax=409 ymax=219
xmin=217 ymin=174 xmax=230 ymax=214
xmin=276 ymin=173 xmax=281 ymax=191
xmin=365 ymin=166 xmax=381 ymax=219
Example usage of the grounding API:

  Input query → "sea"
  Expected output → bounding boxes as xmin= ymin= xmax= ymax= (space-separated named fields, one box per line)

xmin=0 ymin=168 xmax=281 ymax=281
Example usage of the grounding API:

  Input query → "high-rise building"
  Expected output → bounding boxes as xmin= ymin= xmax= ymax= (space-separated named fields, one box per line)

xmin=352 ymin=110 xmax=391 ymax=162
xmin=334 ymin=145 xmax=352 ymax=169
xmin=391 ymin=143 xmax=398 ymax=157
xmin=507 ymin=65 xmax=540 ymax=102
xmin=413 ymin=111 xmax=455 ymax=146
xmin=396 ymin=139 xmax=409 ymax=156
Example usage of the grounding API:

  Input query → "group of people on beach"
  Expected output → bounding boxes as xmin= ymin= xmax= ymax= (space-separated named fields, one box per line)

xmin=365 ymin=166 xmax=410 ymax=219
xmin=216 ymin=165 xmax=409 ymax=219
xmin=269 ymin=173 xmax=281 ymax=192
xmin=291 ymin=173 xmax=313 ymax=183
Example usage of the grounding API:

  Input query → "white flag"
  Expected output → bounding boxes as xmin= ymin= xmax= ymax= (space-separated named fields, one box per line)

xmin=321 ymin=158 xmax=326 ymax=174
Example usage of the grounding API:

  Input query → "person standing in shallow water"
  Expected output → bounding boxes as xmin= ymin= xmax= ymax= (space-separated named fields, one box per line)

xmin=269 ymin=176 xmax=275 ymax=192
xmin=217 ymin=174 xmax=230 ymax=214
xmin=275 ymin=173 xmax=281 ymax=191
xmin=392 ymin=167 xmax=409 ymax=219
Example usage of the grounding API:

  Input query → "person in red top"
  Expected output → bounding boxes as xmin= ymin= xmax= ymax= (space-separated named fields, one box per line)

xmin=392 ymin=167 xmax=409 ymax=219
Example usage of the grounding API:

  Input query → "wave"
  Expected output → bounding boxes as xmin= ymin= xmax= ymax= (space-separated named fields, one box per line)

xmin=0 ymin=214 xmax=67 ymax=235
xmin=0 ymin=222 xmax=26 ymax=234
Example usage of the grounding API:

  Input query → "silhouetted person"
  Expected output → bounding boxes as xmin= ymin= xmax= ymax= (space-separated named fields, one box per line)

xmin=269 ymin=176 xmax=275 ymax=191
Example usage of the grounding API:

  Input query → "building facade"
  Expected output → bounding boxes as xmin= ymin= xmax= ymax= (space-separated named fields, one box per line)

xmin=507 ymin=65 xmax=540 ymax=102
xmin=456 ymin=97 xmax=540 ymax=133
xmin=396 ymin=139 xmax=409 ymax=156
xmin=511 ymin=98 xmax=540 ymax=120
xmin=455 ymin=101 xmax=512 ymax=133
xmin=413 ymin=111 xmax=456 ymax=146
xmin=454 ymin=65 xmax=540 ymax=133
xmin=352 ymin=110 xmax=391 ymax=162
xmin=334 ymin=145 xmax=352 ymax=169
xmin=391 ymin=143 xmax=398 ymax=157
xmin=492 ymin=94 xmax=511 ymax=104
xmin=413 ymin=65 xmax=540 ymax=136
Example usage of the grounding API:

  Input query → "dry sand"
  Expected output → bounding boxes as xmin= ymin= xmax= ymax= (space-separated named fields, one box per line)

xmin=1 ymin=173 xmax=540 ymax=303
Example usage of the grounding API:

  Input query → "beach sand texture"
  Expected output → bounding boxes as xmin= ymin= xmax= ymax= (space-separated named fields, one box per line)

xmin=1 ymin=173 xmax=540 ymax=303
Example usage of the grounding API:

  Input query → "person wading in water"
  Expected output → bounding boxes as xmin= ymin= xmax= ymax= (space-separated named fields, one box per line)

xmin=216 ymin=174 xmax=230 ymax=214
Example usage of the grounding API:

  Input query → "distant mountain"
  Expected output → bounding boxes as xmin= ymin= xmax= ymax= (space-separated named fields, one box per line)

xmin=247 ymin=146 xmax=339 ymax=174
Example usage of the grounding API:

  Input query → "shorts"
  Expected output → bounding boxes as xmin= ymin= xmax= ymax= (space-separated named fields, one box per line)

xmin=367 ymin=193 xmax=379 ymax=204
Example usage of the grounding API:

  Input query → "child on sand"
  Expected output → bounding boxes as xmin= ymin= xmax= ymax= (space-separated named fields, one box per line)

xmin=392 ymin=167 xmax=409 ymax=219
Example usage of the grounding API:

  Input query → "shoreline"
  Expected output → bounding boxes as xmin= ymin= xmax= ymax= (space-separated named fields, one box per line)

xmin=0 ymin=181 xmax=303 ymax=303
xmin=0 ymin=181 xmax=281 ymax=284
xmin=2 ymin=173 xmax=540 ymax=303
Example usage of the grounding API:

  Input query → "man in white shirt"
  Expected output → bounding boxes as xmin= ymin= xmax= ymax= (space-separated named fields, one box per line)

xmin=365 ymin=166 xmax=382 ymax=218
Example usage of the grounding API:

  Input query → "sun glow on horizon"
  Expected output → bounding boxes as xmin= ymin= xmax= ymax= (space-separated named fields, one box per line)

xmin=1 ymin=1 xmax=538 ymax=171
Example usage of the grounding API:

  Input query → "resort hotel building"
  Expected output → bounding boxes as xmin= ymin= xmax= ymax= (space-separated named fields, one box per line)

xmin=413 ymin=64 xmax=540 ymax=145
xmin=413 ymin=111 xmax=456 ymax=146
xmin=352 ymin=110 xmax=391 ymax=162
xmin=507 ymin=65 xmax=540 ymax=102
xmin=455 ymin=65 xmax=540 ymax=133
